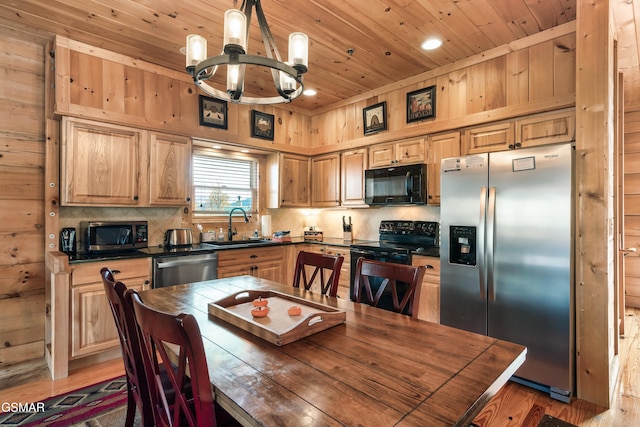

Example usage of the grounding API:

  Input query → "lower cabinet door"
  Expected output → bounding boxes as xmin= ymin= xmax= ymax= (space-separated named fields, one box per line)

xmin=70 ymin=280 xmax=145 ymax=358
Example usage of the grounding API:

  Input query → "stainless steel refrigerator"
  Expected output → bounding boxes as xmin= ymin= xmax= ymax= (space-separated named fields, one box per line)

xmin=440 ymin=143 xmax=574 ymax=402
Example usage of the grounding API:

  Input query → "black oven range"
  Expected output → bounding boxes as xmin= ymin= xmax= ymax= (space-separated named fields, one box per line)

xmin=349 ymin=220 xmax=439 ymax=314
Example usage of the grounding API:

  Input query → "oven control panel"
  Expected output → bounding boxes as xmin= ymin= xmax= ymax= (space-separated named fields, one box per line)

xmin=379 ymin=220 xmax=439 ymax=237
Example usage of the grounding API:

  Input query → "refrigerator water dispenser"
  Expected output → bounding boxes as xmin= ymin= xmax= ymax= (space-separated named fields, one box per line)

xmin=449 ymin=226 xmax=476 ymax=266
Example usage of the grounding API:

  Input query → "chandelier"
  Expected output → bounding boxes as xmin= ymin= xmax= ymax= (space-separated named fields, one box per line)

xmin=185 ymin=0 xmax=309 ymax=105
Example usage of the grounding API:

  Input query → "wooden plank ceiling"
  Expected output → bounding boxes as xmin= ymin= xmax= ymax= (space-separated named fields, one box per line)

xmin=4 ymin=0 xmax=637 ymax=113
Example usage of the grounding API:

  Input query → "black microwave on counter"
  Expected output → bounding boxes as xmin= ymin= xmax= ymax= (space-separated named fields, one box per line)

xmin=364 ymin=163 xmax=427 ymax=205
xmin=80 ymin=221 xmax=148 ymax=252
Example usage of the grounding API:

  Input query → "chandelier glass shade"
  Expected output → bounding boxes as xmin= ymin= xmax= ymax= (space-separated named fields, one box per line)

xmin=185 ymin=0 xmax=309 ymax=105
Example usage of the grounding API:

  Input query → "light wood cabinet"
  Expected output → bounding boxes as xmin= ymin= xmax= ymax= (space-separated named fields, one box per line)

xmin=369 ymin=138 xmax=425 ymax=168
xmin=70 ymin=258 xmax=151 ymax=358
xmin=515 ymin=109 xmax=575 ymax=148
xmin=341 ymin=148 xmax=368 ymax=207
xmin=462 ymin=110 xmax=575 ymax=155
xmin=427 ymin=132 xmax=461 ymax=206
xmin=61 ymin=117 xmax=141 ymax=205
xmin=217 ymin=246 xmax=288 ymax=283
xmin=61 ymin=118 xmax=192 ymax=207
xmin=148 ymin=132 xmax=192 ymax=206
xmin=411 ymin=255 xmax=440 ymax=323
xmin=311 ymin=154 xmax=340 ymax=207
xmin=462 ymin=121 xmax=515 ymax=154
xmin=267 ymin=153 xmax=310 ymax=208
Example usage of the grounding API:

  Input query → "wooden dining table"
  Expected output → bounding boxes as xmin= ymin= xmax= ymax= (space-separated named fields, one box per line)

xmin=139 ymin=275 xmax=526 ymax=427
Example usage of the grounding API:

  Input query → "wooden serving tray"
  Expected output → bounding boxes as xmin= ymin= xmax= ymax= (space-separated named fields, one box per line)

xmin=208 ymin=290 xmax=346 ymax=346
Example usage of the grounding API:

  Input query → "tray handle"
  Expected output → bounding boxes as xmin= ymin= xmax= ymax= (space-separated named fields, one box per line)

xmin=307 ymin=315 xmax=324 ymax=327
xmin=234 ymin=291 xmax=251 ymax=301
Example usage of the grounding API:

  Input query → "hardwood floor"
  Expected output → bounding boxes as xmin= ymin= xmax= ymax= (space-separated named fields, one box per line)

xmin=1 ymin=309 xmax=639 ymax=426
xmin=474 ymin=307 xmax=640 ymax=426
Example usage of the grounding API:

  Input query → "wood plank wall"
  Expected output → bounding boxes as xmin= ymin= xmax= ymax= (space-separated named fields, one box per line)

xmin=0 ymin=28 xmax=48 ymax=365
xmin=52 ymin=37 xmax=310 ymax=156
xmin=309 ymin=29 xmax=576 ymax=153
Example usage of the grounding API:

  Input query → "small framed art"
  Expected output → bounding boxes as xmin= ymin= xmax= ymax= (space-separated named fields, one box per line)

xmin=406 ymin=85 xmax=436 ymax=123
xmin=199 ymin=95 xmax=228 ymax=129
xmin=363 ymin=101 xmax=387 ymax=136
xmin=251 ymin=110 xmax=275 ymax=141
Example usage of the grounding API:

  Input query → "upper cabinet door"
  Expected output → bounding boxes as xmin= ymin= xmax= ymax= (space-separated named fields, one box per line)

xmin=148 ymin=132 xmax=192 ymax=206
xmin=61 ymin=117 xmax=140 ymax=206
xmin=427 ymin=131 xmax=460 ymax=206
xmin=311 ymin=154 xmax=340 ymax=207
xmin=341 ymin=148 xmax=368 ymax=207
xmin=516 ymin=109 xmax=575 ymax=148
xmin=369 ymin=143 xmax=396 ymax=168
xmin=462 ymin=122 xmax=515 ymax=155
xmin=279 ymin=154 xmax=311 ymax=207
xmin=369 ymin=138 xmax=425 ymax=168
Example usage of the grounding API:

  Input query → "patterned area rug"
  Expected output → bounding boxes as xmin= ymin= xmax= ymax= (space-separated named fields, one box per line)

xmin=0 ymin=376 xmax=130 ymax=426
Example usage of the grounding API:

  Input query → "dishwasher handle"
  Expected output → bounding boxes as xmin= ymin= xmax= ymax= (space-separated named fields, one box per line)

xmin=156 ymin=254 xmax=217 ymax=268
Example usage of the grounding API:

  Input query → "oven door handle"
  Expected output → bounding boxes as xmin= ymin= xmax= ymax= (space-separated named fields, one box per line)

xmin=379 ymin=251 xmax=404 ymax=257
xmin=350 ymin=249 xmax=377 ymax=257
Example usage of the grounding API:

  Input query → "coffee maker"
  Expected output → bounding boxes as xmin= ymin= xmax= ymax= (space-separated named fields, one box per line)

xmin=60 ymin=227 xmax=76 ymax=256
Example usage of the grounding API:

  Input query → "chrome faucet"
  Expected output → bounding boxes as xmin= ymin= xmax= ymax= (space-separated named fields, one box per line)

xmin=228 ymin=207 xmax=249 ymax=241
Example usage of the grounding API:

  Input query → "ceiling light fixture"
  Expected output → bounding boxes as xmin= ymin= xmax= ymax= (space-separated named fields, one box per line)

xmin=421 ymin=38 xmax=443 ymax=50
xmin=185 ymin=0 xmax=309 ymax=105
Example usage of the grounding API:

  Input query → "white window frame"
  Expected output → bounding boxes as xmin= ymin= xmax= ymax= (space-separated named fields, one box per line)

xmin=192 ymin=148 xmax=259 ymax=219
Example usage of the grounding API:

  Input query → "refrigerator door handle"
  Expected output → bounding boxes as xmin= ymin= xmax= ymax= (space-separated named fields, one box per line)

xmin=478 ymin=187 xmax=487 ymax=301
xmin=487 ymin=187 xmax=496 ymax=302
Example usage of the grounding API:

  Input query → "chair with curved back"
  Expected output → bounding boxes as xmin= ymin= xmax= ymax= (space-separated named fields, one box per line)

xmin=293 ymin=250 xmax=344 ymax=297
xmin=100 ymin=267 xmax=153 ymax=427
xmin=352 ymin=258 xmax=426 ymax=316
xmin=128 ymin=289 xmax=216 ymax=427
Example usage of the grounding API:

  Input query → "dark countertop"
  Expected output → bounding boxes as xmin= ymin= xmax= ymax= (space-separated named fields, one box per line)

xmin=68 ymin=237 xmax=437 ymax=264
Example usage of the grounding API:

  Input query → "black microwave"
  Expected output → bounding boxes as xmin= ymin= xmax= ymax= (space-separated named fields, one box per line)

xmin=80 ymin=221 xmax=148 ymax=252
xmin=364 ymin=163 xmax=427 ymax=205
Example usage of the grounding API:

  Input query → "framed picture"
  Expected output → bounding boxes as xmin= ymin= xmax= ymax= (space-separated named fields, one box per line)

xmin=363 ymin=101 xmax=387 ymax=136
xmin=251 ymin=110 xmax=275 ymax=141
xmin=199 ymin=95 xmax=228 ymax=129
xmin=406 ymin=85 xmax=436 ymax=123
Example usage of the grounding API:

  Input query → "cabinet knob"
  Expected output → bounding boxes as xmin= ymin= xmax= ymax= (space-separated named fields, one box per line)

xmin=250 ymin=254 xmax=258 ymax=259
xmin=133 ymin=196 xmax=139 ymax=201
xmin=112 ymin=269 xmax=121 ymax=274
xmin=144 ymin=280 xmax=150 ymax=284
xmin=186 ymin=197 xmax=191 ymax=202
xmin=425 ymin=264 xmax=434 ymax=269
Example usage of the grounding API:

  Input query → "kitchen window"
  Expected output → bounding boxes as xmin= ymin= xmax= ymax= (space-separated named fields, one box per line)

xmin=192 ymin=150 xmax=258 ymax=218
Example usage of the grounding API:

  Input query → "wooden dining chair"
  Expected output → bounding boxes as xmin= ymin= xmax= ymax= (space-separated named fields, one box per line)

xmin=293 ymin=250 xmax=344 ymax=297
xmin=352 ymin=258 xmax=426 ymax=316
xmin=128 ymin=289 xmax=217 ymax=427
xmin=100 ymin=267 xmax=153 ymax=427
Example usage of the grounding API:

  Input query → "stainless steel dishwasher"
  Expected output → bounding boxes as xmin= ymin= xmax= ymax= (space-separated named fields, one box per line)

xmin=153 ymin=252 xmax=218 ymax=288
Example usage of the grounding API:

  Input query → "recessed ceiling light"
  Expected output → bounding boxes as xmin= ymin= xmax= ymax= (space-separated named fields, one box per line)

xmin=241 ymin=149 xmax=249 ymax=153
xmin=213 ymin=145 xmax=222 ymax=149
xmin=421 ymin=38 xmax=442 ymax=50
xmin=303 ymin=88 xmax=317 ymax=96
